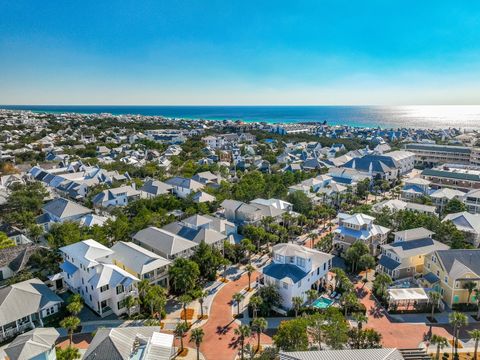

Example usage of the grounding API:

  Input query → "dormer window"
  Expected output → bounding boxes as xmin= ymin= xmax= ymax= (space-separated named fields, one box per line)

xmin=296 ymin=257 xmax=306 ymax=267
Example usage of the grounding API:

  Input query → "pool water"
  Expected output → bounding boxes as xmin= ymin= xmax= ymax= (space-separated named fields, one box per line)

xmin=312 ymin=296 xmax=334 ymax=309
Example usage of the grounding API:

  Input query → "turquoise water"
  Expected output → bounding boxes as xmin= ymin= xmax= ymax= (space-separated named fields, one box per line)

xmin=2 ymin=105 xmax=480 ymax=129
xmin=312 ymin=296 xmax=334 ymax=309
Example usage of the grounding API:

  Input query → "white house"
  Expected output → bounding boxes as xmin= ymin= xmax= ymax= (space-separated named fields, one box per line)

xmin=333 ymin=213 xmax=391 ymax=255
xmin=164 ymin=177 xmax=204 ymax=199
xmin=92 ymin=185 xmax=141 ymax=207
xmin=59 ymin=239 xmax=139 ymax=318
xmin=260 ymin=243 xmax=333 ymax=310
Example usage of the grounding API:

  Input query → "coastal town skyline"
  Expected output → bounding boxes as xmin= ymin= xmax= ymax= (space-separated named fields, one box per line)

xmin=2 ymin=1 xmax=480 ymax=105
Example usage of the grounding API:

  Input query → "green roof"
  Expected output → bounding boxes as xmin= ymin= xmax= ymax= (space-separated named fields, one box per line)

xmin=405 ymin=143 xmax=471 ymax=154
xmin=422 ymin=168 xmax=480 ymax=182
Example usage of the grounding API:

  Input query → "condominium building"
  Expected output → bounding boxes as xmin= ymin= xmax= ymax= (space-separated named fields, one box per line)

xmin=404 ymin=143 xmax=472 ymax=166
xmin=421 ymin=165 xmax=480 ymax=192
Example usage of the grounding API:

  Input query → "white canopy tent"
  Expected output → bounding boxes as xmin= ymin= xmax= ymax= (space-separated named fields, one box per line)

xmin=387 ymin=287 xmax=430 ymax=310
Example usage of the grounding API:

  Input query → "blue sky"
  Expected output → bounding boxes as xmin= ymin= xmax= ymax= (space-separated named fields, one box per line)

xmin=1 ymin=0 xmax=480 ymax=105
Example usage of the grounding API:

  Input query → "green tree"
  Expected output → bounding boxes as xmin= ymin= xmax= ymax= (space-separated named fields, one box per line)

xmin=174 ymin=322 xmax=189 ymax=353
xmin=60 ymin=316 xmax=81 ymax=345
xmin=305 ymin=289 xmax=318 ymax=307
xmin=287 ymin=190 xmax=313 ymax=215
xmin=249 ymin=295 xmax=263 ymax=319
xmin=344 ymin=241 xmax=370 ymax=273
xmin=273 ymin=317 xmax=309 ymax=351
xmin=178 ymin=294 xmax=192 ymax=327
xmin=245 ymin=264 xmax=255 ymax=291
xmin=234 ymin=171 xmax=266 ymax=201
xmin=430 ymin=334 xmax=449 ymax=360
xmin=323 ymin=308 xmax=349 ymax=350
xmin=251 ymin=317 xmax=268 ymax=352
xmin=428 ymin=291 xmax=441 ymax=320
xmin=169 ymin=258 xmax=200 ymax=295
xmin=372 ymin=272 xmax=392 ymax=300
xmin=292 ymin=296 xmax=303 ymax=317
xmin=358 ymin=253 xmax=376 ymax=280
xmin=340 ymin=291 xmax=358 ymax=317
xmin=463 ymin=281 xmax=477 ymax=305
xmin=191 ymin=240 xmax=225 ymax=281
xmin=307 ymin=313 xmax=325 ymax=350
xmin=443 ymin=198 xmax=467 ymax=215
xmin=0 ymin=232 xmax=15 ymax=249
xmin=47 ymin=221 xmax=83 ymax=249
xmin=66 ymin=295 xmax=83 ymax=317
xmin=449 ymin=311 xmax=468 ymax=357
xmin=469 ymin=329 xmax=480 ymax=360
xmin=234 ymin=324 xmax=252 ymax=360
xmin=124 ymin=295 xmax=137 ymax=319
xmin=232 ymin=292 xmax=245 ymax=317
xmin=189 ymin=328 xmax=204 ymax=360
xmin=145 ymin=285 xmax=167 ymax=319
xmin=56 ymin=346 xmax=81 ymax=360
xmin=257 ymin=284 xmax=281 ymax=316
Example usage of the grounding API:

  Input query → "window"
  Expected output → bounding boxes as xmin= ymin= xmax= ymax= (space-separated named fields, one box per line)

xmin=296 ymin=257 xmax=306 ymax=267
xmin=298 ymin=280 xmax=302 ymax=288
xmin=117 ymin=300 xmax=126 ymax=310
xmin=116 ymin=285 xmax=124 ymax=295
xmin=444 ymin=276 xmax=448 ymax=283
xmin=89 ymin=295 xmax=92 ymax=302
xmin=100 ymin=285 xmax=109 ymax=293
xmin=282 ymin=282 xmax=288 ymax=289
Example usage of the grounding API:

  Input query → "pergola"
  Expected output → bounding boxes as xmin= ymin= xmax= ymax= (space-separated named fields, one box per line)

xmin=387 ymin=288 xmax=429 ymax=310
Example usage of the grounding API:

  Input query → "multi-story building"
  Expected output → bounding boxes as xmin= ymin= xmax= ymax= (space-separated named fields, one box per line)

xmin=421 ymin=165 xmax=480 ymax=192
xmin=404 ymin=143 xmax=472 ymax=167
xmin=59 ymin=239 xmax=139 ymax=318
xmin=377 ymin=228 xmax=449 ymax=280
xmin=333 ymin=213 xmax=391 ymax=255
xmin=464 ymin=189 xmax=480 ymax=214
xmin=420 ymin=249 xmax=480 ymax=307
xmin=92 ymin=185 xmax=141 ymax=208
xmin=110 ymin=242 xmax=170 ymax=288
xmin=259 ymin=243 xmax=333 ymax=309
xmin=443 ymin=212 xmax=480 ymax=247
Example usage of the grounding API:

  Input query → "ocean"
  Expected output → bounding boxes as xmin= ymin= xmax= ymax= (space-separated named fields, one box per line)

xmin=2 ymin=105 xmax=480 ymax=129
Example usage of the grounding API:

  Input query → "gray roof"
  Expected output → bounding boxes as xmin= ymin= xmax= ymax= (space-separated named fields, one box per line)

xmin=133 ymin=227 xmax=197 ymax=257
xmin=139 ymin=179 xmax=173 ymax=196
xmin=405 ymin=143 xmax=471 ymax=154
xmin=42 ymin=197 xmax=91 ymax=219
xmin=0 ymin=278 xmax=63 ymax=326
xmin=422 ymin=168 xmax=480 ymax=182
xmin=165 ymin=176 xmax=203 ymax=190
xmin=110 ymin=241 xmax=170 ymax=275
xmin=83 ymin=327 xmax=173 ymax=360
xmin=4 ymin=328 xmax=59 ymax=360
xmin=280 ymin=348 xmax=404 ymax=360
xmin=436 ymin=249 xmax=480 ymax=277
xmin=162 ymin=222 xmax=226 ymax=245
xmin=0 ymin=244 xmax=37 ymax=272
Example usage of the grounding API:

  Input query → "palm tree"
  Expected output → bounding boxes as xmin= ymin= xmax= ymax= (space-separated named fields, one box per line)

xmin=178 ymin=294 xmax=192 ymax=327
xmin=430 ymin=334 xmax=449 ymax=360
xmin=308 ymin=232 xmax=317 ymax=248
xmin=190 ymin=328 xmax=204 ymax=360
xmin=232 ymin=292 xmax=245 ymax=317
xmin=475 ymin=289 xmax=480 ymax=320
xmin=174 ymin=322 xmax=189 ymax=354
xmin=137 ymin=279 xmax=151 ymax=310
xmin=56 ymin=346 xmax=81 ymax=360
xmin=449 ymin=311 xmax=468 ymax=357
xmin=66 ymin=300 xmax=83 ymax=317
xmin=352 ymin=312 xmax=368 ymax=330
xmin=124 ymin=295 xmax=137 ymax=319
xmin=60 ymin=316 xmax=80 ymax=345
xmin=341 ymin=291 xmax=358 ymax=317
xmin=234 ymin=324 xmax=252 ymax=360
xmin=197 ymin=290 xmax=208 ymax=319
xmin=463 ymin=281 xmax=477 ymax=305
xmin=249 ymin=295 xmax=263 ymax=318
xmin=245 ymin=264 xmax=255 ymax=291
xmin=251 ymin=317 xmax=267 ymax=352
xmin=292 ymin=296 xmax=303 ymax=317
xmin=305 ymin=289 xmax=318 ymax=307
xmin=469 ymin=329 xmax=480 ymax=360
xmin=145 ymin=285 xmax=167 ymax=319
xmin=428 ymin=291 xmax=441 ymax=320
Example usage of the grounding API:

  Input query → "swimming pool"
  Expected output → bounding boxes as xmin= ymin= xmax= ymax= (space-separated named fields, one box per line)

xmin=312 ymin=296 xmax=334 ymax=309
